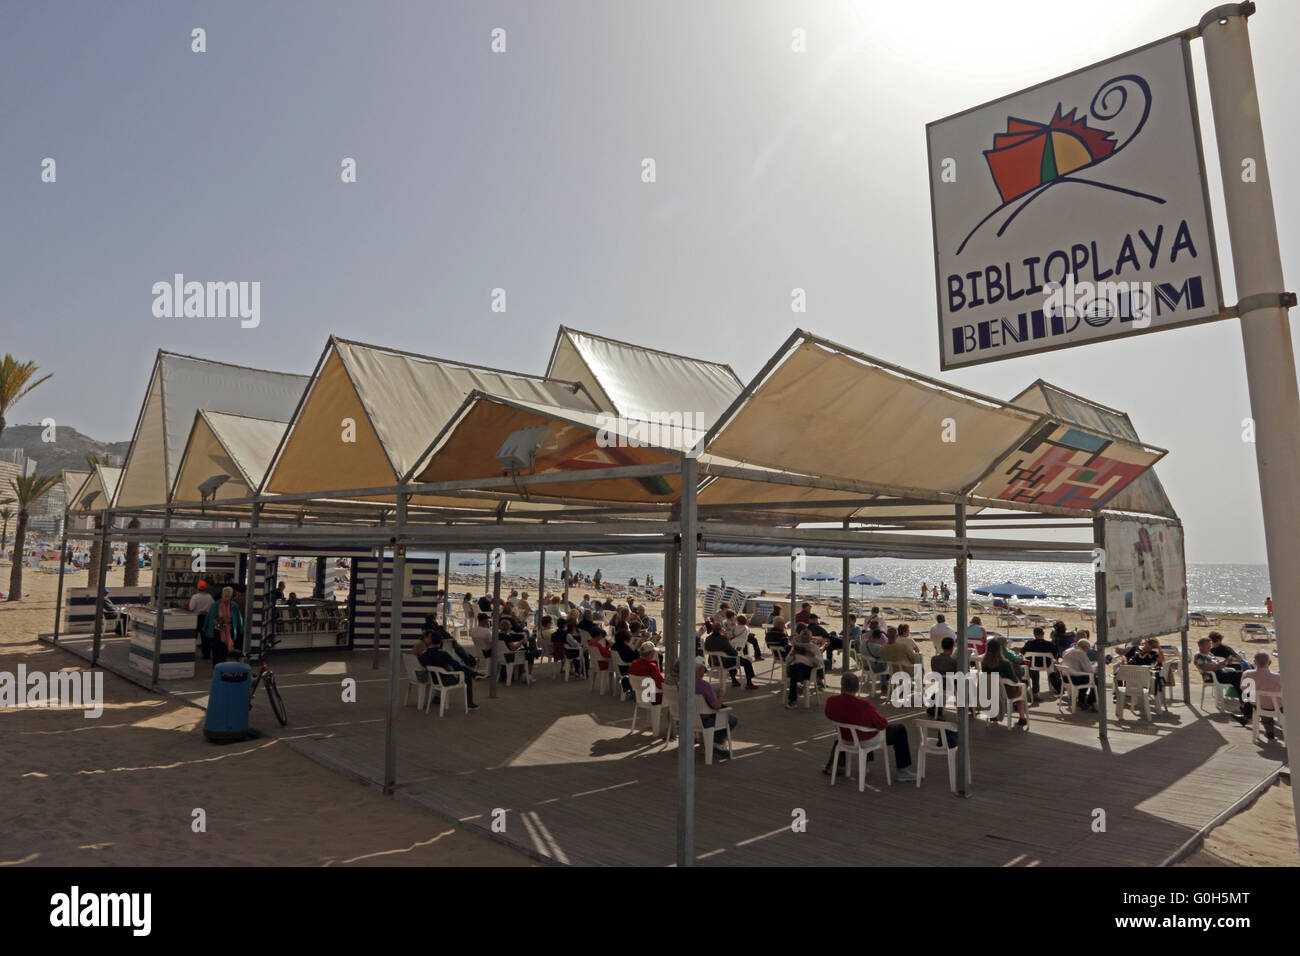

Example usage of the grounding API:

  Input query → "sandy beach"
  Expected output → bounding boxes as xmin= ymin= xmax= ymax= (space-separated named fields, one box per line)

xmin=1 ymin=555 xmax=1291 ymax=866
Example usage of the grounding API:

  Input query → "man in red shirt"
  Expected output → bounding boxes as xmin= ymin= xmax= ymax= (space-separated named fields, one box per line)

xmin=794 ymin=602 xmax=813 ymax=626
xmin=823 ymin=673 xmax=916 ymax=781
xmin=628 ymin=641 xmax=664 ymax=704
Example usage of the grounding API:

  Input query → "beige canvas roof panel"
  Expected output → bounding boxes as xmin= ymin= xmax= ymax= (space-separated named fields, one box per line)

xmin=263 ymin=338 xmax=600 ymax=496
xmin=115 ymin=351 xmax=308 ymax=508
xmin=71 ymin=464 xmax=122 ymax=512
xmin=413 ymin=395 xmax=685 ymax=503
xmin=546 ymin=327 xmax=743 ymax=423
xmin=707 ymin=339 xmax=1042 ymax=495
xmin=171 ymin=411 xmax=287 ymax=503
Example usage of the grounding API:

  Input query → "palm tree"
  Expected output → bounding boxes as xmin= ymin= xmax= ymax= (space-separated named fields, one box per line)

xmin=0 ymin=355 xmax=53 ymax=446
xmin=83 ymin=454 xmax=105 ymax=587
xmin=122 ymin=518 xmax=140 ymax=587
xmin=7 ymin=473 xmax=59 ymax=600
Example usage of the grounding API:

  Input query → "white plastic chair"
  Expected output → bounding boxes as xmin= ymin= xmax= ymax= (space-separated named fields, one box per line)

xmin=402 ymin=654 xmax=433 ymax=710
xmin=1114 ymin=664 xmax=1155 ymax=721
xmin=1024 ymin=652 xmax=1054 ymax=699
xmin=828 ymin=722 xmax=890 ymax=791
xmin=915 ymin=719 xmax=959 ymax=792
xmin=628 ymin=675 xmax=664 ymax=735
xmin=426 ymin=666 xmax=469 ymax=716
xmin=1250 ymin=689 xmax=1284 ymax=742
xmin=998 ymin=678 xmax=1028 ymax=728
xmin=1056 ymin=664 xmax=1096 ymax=714
xmin=705 ymin=652 xmax=732 ymax=695
xmin=1198 ymin=668 xmax=1232 ymax=712
xmin=664 ymin=693 xmax=733 ymax=764
xmin=589 ymin=649 xmax=618 ymax=694
xmin=784 ymin=661 xmax=824 ymax=709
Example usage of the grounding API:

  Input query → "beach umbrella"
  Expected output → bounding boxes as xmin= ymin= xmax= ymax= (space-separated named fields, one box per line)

xmin=972 ymin=581 xmax=1047 ymax=600
xmin=846 ymin=572 xmax=886 ymax=600
xmin=801 ymin=570 xmax=837 ymax=598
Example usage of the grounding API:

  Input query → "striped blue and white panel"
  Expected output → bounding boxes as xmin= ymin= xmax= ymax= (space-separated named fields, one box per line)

xmin=65 ymin=586 xmax=152 ymax=631
xmin=129 ymin=612 xmax=196 ymax=680
xmin=352 ymin=557 xmax=442 ymax=652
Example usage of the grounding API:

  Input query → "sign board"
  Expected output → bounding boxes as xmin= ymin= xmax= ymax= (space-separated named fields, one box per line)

xmin=927 ymin=37 xmax=1222 ymax=368
xmin=1102 ymin=517 xmax=1187 ymax=643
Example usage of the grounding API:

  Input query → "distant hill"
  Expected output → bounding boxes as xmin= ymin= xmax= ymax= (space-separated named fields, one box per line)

xmin=0 ymin=423 xmax=131 ymax=476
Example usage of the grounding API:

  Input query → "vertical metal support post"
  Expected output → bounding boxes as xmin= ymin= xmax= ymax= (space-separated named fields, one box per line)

xmin=841 ymin=520 xmax=850 ymax=675
xmin=537 ymin=550 xmax=546 ymax=631
xmin=489 ymin=556 xmax=502 ymax=700
xmin=90 ymin=512 xmax=112 ymax=665
xmin=382 ymin=490 xmax=408 ymax=794
xmin=1094 ymin=515 xmax=1109 ymax=745
xmin=675 ymin=456 xmax=698 ymax=868
xmin=663 ymin=546 xmax=679 ymax=672
xmin=52 ymin=511 xmax=70 ymax=642
xmin=1180 ymin=627 xmax=1191 ymax=705
xmin=954 ymin=503 xmax=971 ymax=797
xmin=151 ymin=507 xmax=173 ymax=685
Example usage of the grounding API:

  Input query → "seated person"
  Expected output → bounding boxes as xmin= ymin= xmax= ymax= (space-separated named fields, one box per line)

xmin=1020 ymin=626 xmax=1060 ymax=697
xmin=808 ymin=614 xmax=841 ymax=669
xmin=561 ymin=620 xmax=587 ymax=674
xmin=1209 ymin=631 xmax=1243 ymax=667
xmin=822 ymin=672 xmax=917 ymax=781
xmin=702 ymin=622 xmax=757 ymax=690
xmin=1061 ymin=639 xmax=1097 ymax=710
xmin=424 ymin=615 xmax=478 ymax=670
xmin=1050 ymin=619 xmax=1075 ymax=658
xmin=496 ymin=618 xmax=533 ymax=682
xmin=587 ymin=631 xmax=613 ymax=673
xmin=1242 ymin=652 xmax=1283 ymax=737
xmin=1195 ymin=636 xmax=1244 ymax=704
xmin=879 ymin=630 xmax=919 ymax=669
xmin=896 ymin=623 xmax=921 ymax=654
xmin=765 ymin=617 xmax=792 ymax=658
xmin=578 ymin=609 xmax=607 ymax=641
xmin=861 ymin=628 xmax=891 ymax=694
xmin=693 ymin=658 xmax=737 ymax=758
xmin=842 ymin=614 xmax=863 ymax=661
xmin=965 ymin=616 xmax=988 ymax=656
xmin=611 ymin=630 xmax=639 ymax=693
xmin=981 ymin=639 xmax=1028 ymax=727
xmin=785 ymin=624 xmax=826 ymax=708
xmin=416 ymin=633 xmax=479 ymax=709
xmin=628 ymin=641 xmax=665 ymax=704
xmin=724 ymin=609 xmax=762 ymax=660
xmin=928 ymin=636 xmax=959 ymax=719
xmin=467 ymin=613 xmax=495 ymax=663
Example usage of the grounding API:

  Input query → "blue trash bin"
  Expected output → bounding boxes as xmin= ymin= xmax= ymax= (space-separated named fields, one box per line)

xmin=204 ymin=661 xmax=252 ymax=742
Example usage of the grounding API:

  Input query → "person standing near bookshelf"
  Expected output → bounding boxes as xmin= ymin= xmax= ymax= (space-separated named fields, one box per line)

xmin=205 ymin=586 xmax=244 ymax=666
xmin=188 ymin=581 xmax=215 ymax=659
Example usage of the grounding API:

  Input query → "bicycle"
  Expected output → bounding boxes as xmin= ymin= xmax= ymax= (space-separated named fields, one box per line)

xmin=240 ymin=633 xmax=288 ymax=726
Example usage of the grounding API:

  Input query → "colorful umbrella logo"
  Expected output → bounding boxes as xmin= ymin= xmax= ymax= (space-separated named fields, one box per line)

xmin=984 ymin=106 xmax=1116 ymax=204
xmin=955 ymin=73 xmax=1162 ymax=255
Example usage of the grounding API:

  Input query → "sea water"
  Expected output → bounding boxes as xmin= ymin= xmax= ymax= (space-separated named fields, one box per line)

xmin=434 ymin=552 xmax=1271 ymax=615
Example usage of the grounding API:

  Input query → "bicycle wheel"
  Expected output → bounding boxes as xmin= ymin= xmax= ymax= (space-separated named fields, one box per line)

xmin=266 ymin=676 xmax=288 ymax=726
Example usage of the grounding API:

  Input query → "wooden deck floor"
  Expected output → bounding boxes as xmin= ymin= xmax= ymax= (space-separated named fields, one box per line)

xmin=126 ymin=648 xmax=1287 ymax=866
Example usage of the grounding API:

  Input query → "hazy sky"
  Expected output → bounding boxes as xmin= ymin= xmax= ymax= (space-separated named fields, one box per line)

xmin=3 ymin=0 xmax=1297 ymax=564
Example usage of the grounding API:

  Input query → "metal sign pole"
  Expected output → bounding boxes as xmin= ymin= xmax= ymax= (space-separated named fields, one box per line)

xmin=1202 ymin=4 xmax=1300 ymax=849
